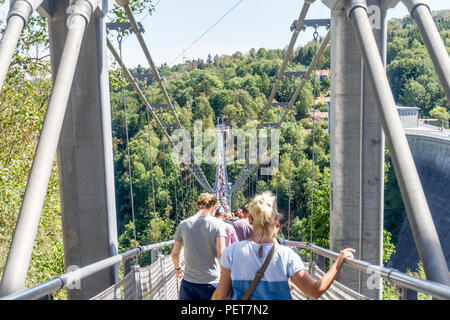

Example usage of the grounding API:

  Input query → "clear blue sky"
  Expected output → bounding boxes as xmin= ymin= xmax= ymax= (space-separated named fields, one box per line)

xmin=112 ymin=0 xmax=448 ymax=68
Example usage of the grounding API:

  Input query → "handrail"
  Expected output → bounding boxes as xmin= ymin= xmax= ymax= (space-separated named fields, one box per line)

xmin=285 ymin=240 xmax=450 ymax=300
xmin=3 ymin=239 xmax=450 ymax=300
xmin=405 ymin=129 xmax=450 ymax=141
xmin=0 ymin=240 xmax=174 ymax=300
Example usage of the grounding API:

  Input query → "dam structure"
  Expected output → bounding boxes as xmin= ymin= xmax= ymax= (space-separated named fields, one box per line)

xmin=389 ymin=108 xmax=450 ymax=273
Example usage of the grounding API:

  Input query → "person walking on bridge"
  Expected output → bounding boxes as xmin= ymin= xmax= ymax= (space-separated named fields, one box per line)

xmin=216 ymin=208 xmax=238 ymax=247
xmin=232 ymin=203 xmax=253 ymax=241
xmin=172 ymin=193 xmax=227 ymax=300
xmin=212 ymin=191 xmax=355 ymax=300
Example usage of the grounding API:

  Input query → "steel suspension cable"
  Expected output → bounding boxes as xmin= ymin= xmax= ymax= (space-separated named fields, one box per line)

xmin=146 ymin=110 xmax=156 ymax=213
xmin=288 ymin=122 xmax=293 ymax=239
xmin=169 ymin=0 xmax=245 ymax=66
xmin=310 ymin=28 xmax=320 ymax=247
xmin=276 ymin=31 xmax=330 ymax=129
xmin=0 ymin=0 xmax=44 ymax=90
xmin=116 ymin=1 xmax=214 ymax=193
xmin=257 ymin=0 xmax=315 ymax=129
xmin=0 ymin=0 xmax=102 ymax=296
xmin=106 ymin=38 xmax=214 ymax=193
xmin=174 ymin=171 xmax=194 ymax=226
xmin=230 ymin=1 xmax=319 ymax=195
xmin=118 ymin=34 xmax=138 ymax=249
xmin=230 ymin=31 xmax=330 ymax=195
xmin=174 ymin=167 xmax=178 ymax=217
xmin=162 ymin=140 xmax=168 ymax=211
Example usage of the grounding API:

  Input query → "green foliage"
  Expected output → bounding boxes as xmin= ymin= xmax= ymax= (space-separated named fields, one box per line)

xmin=383 ymin=230 xmax=396 ymax=264
xmin=429 ymin=105 xmax=449 ymax=128
xmin=0 ymin=61 xmax=66 ymax=297
xmin=0 ymin=0 xmax=158 ymax=298
xmin=384 ymin=148 xmax=406 ymax=244
xmin=406 ymin=261 xmax=432 ymax=300
xmin=2 ymin=1 xmax=448 ymax=299
xmin=288 ymin=167 xmax=330 ymax=249
xmin=109 ymin=0 xmax=155 ymax=28
xmin=387 ymin=14 xmax=449 ymax=114
xmin=382 ymin=230 xmax=399 ymax=300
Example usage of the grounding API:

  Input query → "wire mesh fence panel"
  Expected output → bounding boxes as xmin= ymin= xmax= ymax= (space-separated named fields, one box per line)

xmin=138 ymin=249 xmax=184 ymax=300
xmin=122 ymin=271 xmax=138 ymax=300
xmin=162 ymin=253 xmax=182 ymax=300
xmin=290 ymin=263 xmax=369 ymax=300
xmin=90 ymin=282 xmax=122 ymax=300
xmin=90 ymin=271 xmax=135 ymax=300
xmin=312 ymin=265 xmax=368 ymax=300
xmin=139 ymin=266 xmax=152 ymax=299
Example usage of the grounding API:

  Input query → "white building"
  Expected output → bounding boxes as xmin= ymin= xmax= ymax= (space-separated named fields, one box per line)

xmin=397 ymin=106 xmax=419 ymax=128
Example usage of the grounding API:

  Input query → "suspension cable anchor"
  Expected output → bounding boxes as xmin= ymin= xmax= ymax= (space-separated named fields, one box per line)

xmin=66 ymin=0 xmax=98 ymax=26
xmin=7 ymin=0 xmax=34 ymax=24
xmin=313 ymin=24 xmax=320 ymax=41
xmin=345 ymin=0 xmax=368 ymax=20
xmin=116 ymin=0 xmax=130 ymax=7
xmin=401 ymin=0 xmax=431 ymax=18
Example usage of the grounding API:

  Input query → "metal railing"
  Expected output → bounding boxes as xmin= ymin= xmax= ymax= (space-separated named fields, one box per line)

xmin=285 ymin=241 xmax=450 ymax=300
xmin=405 ymin=129 xmax=450 ymax=141
xmin=0 ymin=240 xmax=174 ymax=300
xmin=3 ymin=238 xmax=450 ymax=300
xmin=292 ymin=262 xmax=368 ymax=300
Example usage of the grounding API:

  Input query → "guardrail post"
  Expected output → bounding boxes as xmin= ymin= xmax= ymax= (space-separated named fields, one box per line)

xmin=400 ymin=287 xmax=418 ymax=300
xmin=124 ymin=256 xmax=136 ymax=277
xmin=151 ymin=248 xmax=158 ymax=265
xmin=317 ymin=254 xmax=325 ymax=271
xmin=158 ymin=250 xmax=168 ymax=300
xmin=130 ymin=265 xmax=142 ymax=300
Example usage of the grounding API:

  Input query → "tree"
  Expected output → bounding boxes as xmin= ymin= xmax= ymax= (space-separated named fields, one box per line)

xmin=429 ymin=105 xmax=449 ymax=128
xmin=256 ymin=48 xmax=267 ymax=59
xmin=209 ymin=89 xmax=235 ymax=117
xmin=192 ymin=96 xmax=214 ymax=128
xmin=295 ymin=86 xmax=314 ymax=120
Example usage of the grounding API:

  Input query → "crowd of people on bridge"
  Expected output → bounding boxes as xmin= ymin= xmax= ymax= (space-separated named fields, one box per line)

xmin=171 ymin=191 xmax=355 ymax=300
xmin=216 ymin=164 xmax=230 ymax=213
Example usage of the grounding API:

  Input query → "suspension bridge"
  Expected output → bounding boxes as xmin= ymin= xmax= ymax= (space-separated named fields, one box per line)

xmin=0 ymin=0 xmax=449 ymax=301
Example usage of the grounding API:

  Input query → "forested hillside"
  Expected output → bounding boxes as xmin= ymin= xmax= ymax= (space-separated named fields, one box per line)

xmin=0 ymin=0 xmax=448 ymax=299
xmin=112 ymin=11 xmax=449 ymax=252
xmin=112 ymin=39 xmax=332 ymax=253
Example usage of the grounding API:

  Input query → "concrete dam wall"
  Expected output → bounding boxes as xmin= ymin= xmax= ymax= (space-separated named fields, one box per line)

xmin=388 ymin=133 xmax=450 ymax=273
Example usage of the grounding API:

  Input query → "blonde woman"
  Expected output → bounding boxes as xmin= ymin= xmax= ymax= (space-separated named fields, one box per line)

xmin=212 ymin=191 xmax=355 ymax=300
xmin=172 ymin=193 xmax=227 ymax=300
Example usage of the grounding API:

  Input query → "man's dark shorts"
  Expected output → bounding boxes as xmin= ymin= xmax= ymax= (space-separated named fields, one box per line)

xmin=179 ymin=279 xmax=218 ymax=300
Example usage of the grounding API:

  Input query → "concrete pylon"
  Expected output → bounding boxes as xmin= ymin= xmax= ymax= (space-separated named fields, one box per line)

xmin=325 ymin=0 xmax=391 ymax=299
xmin=40 ymin=0 xmax=119 ymax=299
